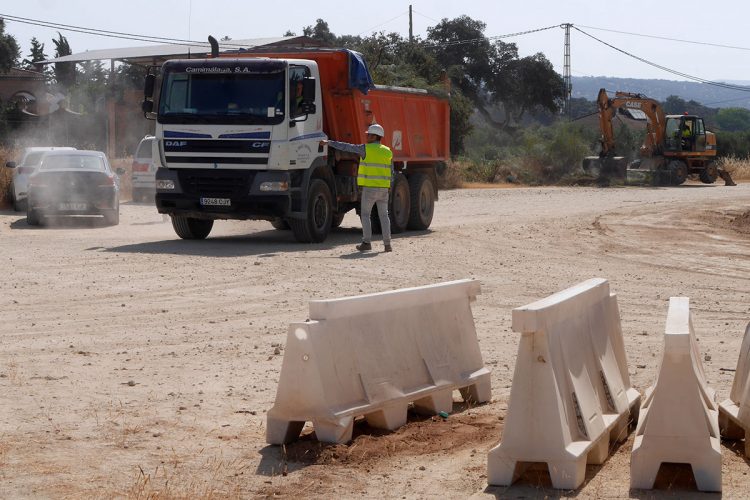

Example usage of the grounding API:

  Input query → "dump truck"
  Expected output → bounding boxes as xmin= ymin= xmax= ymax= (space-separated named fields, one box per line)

xmin=141 ymin=43 xmax=450 ymax=242
xmin=582 ymin=88 xmax=730 ymax=186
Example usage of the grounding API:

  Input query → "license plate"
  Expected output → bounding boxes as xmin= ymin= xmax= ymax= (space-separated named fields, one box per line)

xmin=59 ymin=202 xmax=87 ymax=211
xmin=200 ymin=197 xmax=231 ymax=207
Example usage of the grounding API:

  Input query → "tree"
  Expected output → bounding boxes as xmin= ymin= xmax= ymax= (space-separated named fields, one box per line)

xmin=283 ymin=30 xmax=296 ymax=37
xmin=302 ymin=19 xmax=336 ymax=45
xmin=52 ymin=32 xmax=75 ymax=88
xmin=0 ymin=18 xmax=20 ymax=73
xmin=716 ymin=107 xmax=750 ymax=132
xmin=22 ymin=37 xmax=52 ymax=78
xmin=501 ymin=53 xmax=564 ymax=125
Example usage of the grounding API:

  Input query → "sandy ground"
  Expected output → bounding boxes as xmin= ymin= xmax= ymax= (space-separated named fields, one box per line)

xmin=1 ymin=181 xmax=750 ymax=499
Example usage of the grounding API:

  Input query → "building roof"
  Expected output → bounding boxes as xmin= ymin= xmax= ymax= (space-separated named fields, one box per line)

xmin=41 ymin=36 xmax=321 ymax=66
xmin=0 ymin=67 xmax=46 ymax=80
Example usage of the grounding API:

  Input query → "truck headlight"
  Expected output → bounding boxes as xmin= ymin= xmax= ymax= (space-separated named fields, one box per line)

xmin=156 ymin=179 xmax=175 ymax=190
xmin=259 ymin=181 xmax=289 ymax=192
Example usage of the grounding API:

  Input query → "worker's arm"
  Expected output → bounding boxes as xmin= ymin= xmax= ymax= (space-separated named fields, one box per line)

xmin=319 ymin=139 xmax=366 ymax=159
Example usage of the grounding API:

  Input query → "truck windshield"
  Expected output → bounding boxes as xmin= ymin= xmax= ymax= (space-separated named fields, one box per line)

xmin=158 ymin=70 xmax=285 ymax=125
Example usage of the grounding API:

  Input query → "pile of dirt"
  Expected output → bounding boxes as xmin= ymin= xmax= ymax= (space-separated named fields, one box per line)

xmin=282 ymin=409 xmax=500 ymax=468
xmin=729 ymin=209 xmax=750 ymax=234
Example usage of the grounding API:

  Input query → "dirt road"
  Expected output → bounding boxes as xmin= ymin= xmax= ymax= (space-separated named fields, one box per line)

xmin=1 ymin=183 xmax=749 ymax=498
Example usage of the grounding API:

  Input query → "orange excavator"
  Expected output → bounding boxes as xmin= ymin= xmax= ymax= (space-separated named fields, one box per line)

xmin=583 ymin=88 xmax=735 ymax=186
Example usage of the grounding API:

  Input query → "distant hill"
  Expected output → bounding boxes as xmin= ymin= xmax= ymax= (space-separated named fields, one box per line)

xmin=571 ymin=76 xmax=750 ymax=109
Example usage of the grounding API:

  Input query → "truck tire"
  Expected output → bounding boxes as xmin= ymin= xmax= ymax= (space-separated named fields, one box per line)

xmin=389 ymin=173 xmax=410 ymax=234
xmin=667 ymin=160 xmax=688 ymax=186
xmin=270 ymin=218 xmax=290 ymax=230
xmin=407 ymin=173 xmax=435 ymax=230
xmin=290 ymin=179 xmax=332 ymax=243
xmin=699 ymin=162 xmax=718 ymax=184
xmin=171 ymin=215 xmax=213 ymax=239
xmin=27 ymin=208 xmax=41 ymax=226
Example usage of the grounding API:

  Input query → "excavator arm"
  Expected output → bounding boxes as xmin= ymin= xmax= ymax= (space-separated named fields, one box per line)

xmin=595 ymin=88 xmax=666 ymax=158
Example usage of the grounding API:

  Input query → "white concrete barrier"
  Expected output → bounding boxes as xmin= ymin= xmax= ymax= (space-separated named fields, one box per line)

xmin=630 ymin=297 xmax=721 ymax=492
xmin=487 ymin=278 xmax=640 ymax=490
xmin=266 ymin=279 xmax=491 ymax=444
xmin=719 ymin=322 xmax=750 ymax=457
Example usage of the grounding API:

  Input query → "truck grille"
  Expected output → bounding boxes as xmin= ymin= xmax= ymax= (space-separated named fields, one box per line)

xmin=178 ymin=169 xmax=254 ymax=198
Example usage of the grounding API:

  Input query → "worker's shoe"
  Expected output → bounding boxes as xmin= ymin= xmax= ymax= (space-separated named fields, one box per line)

xmin=356 ymin=241 xmax=372 ymax=252
xmin=384 ymin=244 xmax=392 ymax=253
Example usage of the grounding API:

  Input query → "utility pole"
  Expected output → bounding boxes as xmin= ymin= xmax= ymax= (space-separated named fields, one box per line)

xmin=562 ymin=23 xmax=572 ymax=121
xmin=409 ymin=5 xmax=413 ymax=43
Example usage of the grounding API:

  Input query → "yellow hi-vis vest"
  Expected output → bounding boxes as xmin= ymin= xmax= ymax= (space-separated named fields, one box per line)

xmin=358 ymin=143 xmax=393 ymax=188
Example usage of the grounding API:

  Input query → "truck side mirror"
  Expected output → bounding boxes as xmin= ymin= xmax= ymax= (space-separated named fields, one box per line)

xmin=302 ymin=77 xmax=316 ymax=102
xmin=144 ymin=74 xmax=156 ymax=99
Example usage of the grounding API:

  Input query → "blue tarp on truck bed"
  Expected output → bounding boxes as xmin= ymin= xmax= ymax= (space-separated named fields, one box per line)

xmin=347 ymin=50 xmax=374 ymax=95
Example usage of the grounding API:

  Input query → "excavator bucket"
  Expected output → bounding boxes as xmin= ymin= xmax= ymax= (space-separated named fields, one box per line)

xmin=582 ymin=156 xmax=626 ymax=184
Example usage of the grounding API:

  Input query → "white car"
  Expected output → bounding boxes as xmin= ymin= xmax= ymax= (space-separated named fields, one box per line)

xmin=6 ymin=147 xmax=76 ymax=211
xmin=131 ymin=135 xmax=156 ymax=202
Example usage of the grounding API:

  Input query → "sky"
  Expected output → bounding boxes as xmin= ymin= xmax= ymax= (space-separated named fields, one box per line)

xmin=3 ymin=0 xmax=750 ymax=86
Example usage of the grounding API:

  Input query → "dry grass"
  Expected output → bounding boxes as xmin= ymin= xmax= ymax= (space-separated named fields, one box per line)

xmin=0 ymin=146 xmax=16 ymax=208
xmin=437 ymin=160 xmax=464 ymax=189
xmin=718 ymin=155 xmax=750 ymax=180
xmin=124 ymin=457 xmax=245 ymax=499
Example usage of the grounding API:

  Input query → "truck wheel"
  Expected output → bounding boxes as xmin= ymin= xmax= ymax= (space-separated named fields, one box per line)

xmin=699 ymin=163 xmax=718 ymax=184
xmin=407 ymin=173 xmax=435 ymax=230
xmin=389 ymin=173 xmax=410 ymax=234
xmin=27 ymin=209 xmax=41 ymax=226
xmin=270 ymin=218 xmax=290 ymax=230
xmin=171 ymin=215 xmax=213 ymax=239
xmin=290 ymin=179 xmax=332 ymax=243
xmin=667 ymin=160 xmax=688 ymax=186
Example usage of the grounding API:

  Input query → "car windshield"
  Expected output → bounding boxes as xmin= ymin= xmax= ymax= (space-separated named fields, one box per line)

xmin=42 ymin=155 xmax=105 ymax=171
xmin=158 ymin=65 xmax=285 ymax=125
xmin=22 ymin=152 xmax=46 ymax=167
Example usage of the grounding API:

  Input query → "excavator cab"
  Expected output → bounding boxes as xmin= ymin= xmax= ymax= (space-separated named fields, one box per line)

xmin=665 ymin=115 xmax=706 ymax=153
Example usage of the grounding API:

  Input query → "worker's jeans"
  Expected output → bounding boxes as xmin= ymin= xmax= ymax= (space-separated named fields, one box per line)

xmin=360 ymin=187 xmax=391 ymax=245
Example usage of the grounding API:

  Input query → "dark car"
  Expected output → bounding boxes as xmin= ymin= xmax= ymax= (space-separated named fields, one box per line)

xmin=26 ymin=150 xmax=121 ymax=226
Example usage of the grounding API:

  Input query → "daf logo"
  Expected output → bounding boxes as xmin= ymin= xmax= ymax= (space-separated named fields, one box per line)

xmin=165 ymin=140 xmax=188 ymax=147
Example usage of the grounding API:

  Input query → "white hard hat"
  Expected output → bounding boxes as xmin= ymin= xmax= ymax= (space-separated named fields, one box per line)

xmin=366 ymin=124 xmax=385 ymax=137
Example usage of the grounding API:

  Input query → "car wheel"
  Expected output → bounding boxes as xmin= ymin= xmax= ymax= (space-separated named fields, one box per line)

xmin=27 ymin=209 xmax=42 ymax=226
xmin=103 ymin=209 xmax=119 ymax=225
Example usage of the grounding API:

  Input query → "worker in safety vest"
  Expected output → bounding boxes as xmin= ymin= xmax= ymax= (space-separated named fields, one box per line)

xmin=320 ymin=124 xmax=393 ymax=252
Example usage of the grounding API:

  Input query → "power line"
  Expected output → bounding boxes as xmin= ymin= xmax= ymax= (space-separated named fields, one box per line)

xmin=0 ymin=13 xmax=269 ymax=49
xmin=576 ymin=24 xmax=750 ymax=52
xmin=411 ymin=9 xmax=440 ymax=24
xmin=573 ymin=26 xmax=750 ymax=93
xmin=356 ymin=11 xmax=409 ymax=36
xmin=423 ymin=24 xmax=560 ymax=49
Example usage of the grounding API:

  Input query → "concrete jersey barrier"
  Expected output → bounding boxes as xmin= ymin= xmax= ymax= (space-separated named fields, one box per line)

xmin=487 ymin=278 xmax=640 ymax=490
xmin=266 ymin=279 xmax=491 ymax=444
xmin=630 ymin=297 xmax=721 ymax=492
xmin=719 ymin=322 xmax=750 ymax=457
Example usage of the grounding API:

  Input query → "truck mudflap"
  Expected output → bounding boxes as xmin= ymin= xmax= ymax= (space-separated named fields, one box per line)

xmin=155 ymin=168 xmax=293 ymax=220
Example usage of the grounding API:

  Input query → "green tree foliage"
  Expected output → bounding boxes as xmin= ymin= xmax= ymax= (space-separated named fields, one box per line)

xmin=0 ymin=18 xmax=20 ymax=73
xmin=303 ymin=19 xmax=337 ymax=45
xmin=716 ymin=107 xmax=750 ymax=132
xmin=22 ymin=37 xmax=49 ymax=74
xmin=52 ymin=32 xmax=75 ymax=89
